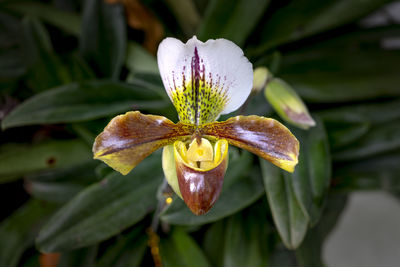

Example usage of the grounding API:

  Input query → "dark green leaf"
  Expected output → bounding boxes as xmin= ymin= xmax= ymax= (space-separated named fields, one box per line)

xmin=202 ymin=220 xmax=226 ymax=267
xmin=333 ymin=120 xmax=400 ymax=161
xmin=26 ymin=161 xmax=99 ymax=203
xmin=319 ymin=99 xmax=400 ymax=124
xmin=222 ymin=205 xmax=271 ymax=267
xmin=326 ymin=122 xmax=370 ymax=150
xmin=0 ymin=12 xmax=25 ymax=78
xmin=280 ymin=50 xmax=400 ymax=103
xmin=289 ymin=117 xmax=331 ymax=225
xmin=95 ymin=227 xmax=147 ymax=267
xmin=36 ymin=153 xmax=163 ymax=252
xmin=160 ymin=228 xmax=211 ymax=267
xmin=161 ymin=152 xmax=265 ymax=225
xmin=197 ymin=0 xmax=270 ymax=46
xmin=293 ymin=25 xmax=400 ymax=52
xmin=0 ymin=200 xmax=57 ymax=267
xmin=0 ymin=140 xmax=92 ymax=183
xmin=21 ymin=16 xmax=72 ymax=92
xmin=260 ymin=159 xmax=309 ymax=249
xmin=252 ymin=0 xmax=391 ymax=54
xmin=0 ymin=0 xmax=81 ymax=36
xmin=126 ymin=42 xmax=158 ymax=75
xmin=63 ymin=54 xmax=96 ymax=81
xmin=295 ymin=193 xmax=348 ymax=267
xmin=80 ymin=0 xmax=126 ymax=79
xmin=2 ymin=80 xmax=169 ymax=129
xmin=165 ymin=0 xmax=200 ymax=36
xmin=58 ymin=246 xmax=98 ymax=267
xmin=333 ymin=151 xmax=400 ymax=192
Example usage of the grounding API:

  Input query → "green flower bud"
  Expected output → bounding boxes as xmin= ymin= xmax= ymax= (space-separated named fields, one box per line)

xmin=265 ymin=78 xmax=315 ymax=129
xmin=253 ymin=67 xmax=272 ymax=94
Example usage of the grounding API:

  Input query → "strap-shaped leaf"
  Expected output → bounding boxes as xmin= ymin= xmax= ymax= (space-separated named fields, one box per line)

xmin=1 ymin=80 xmax=167 ymax=129
xmin=197 ymin=0 xmax=270 ymax=46
xmin=93 ymin=111 xmax=193 ymax=175
xmin=160 ymin=229 xmax=211 ymax=267
xmin=80 ymin=0 xmax=125 ymax=78
xmin=222 ymin=205 xmax=271 ymax=267
xmin=0 ymin=200 xmax=56 ymax=267
xmin=261 ymin=160 xmax=309 ymax=249
xmin=289 ymin=117 xmax=331 ymax=225
xmin=201 ymin=115 xmax=299 ymax=172
xmin=36 ymin=153 xmax=163 ymax=252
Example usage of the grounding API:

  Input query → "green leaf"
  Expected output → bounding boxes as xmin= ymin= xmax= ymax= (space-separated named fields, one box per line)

xmin=160 ymin=228 xmax=211 ymax=267
xmin=0 ymin=140 xmax=92 ymax=183
xmin=326 ymin=122 xmax=370 ymax=150
xmin=333 ymin=121 xmax=400 ymax=161
xmin=58 ymin=246 xmax=98 ymax=267
xmin=0 ymin=12 xmax=25 ymax=78
xmin=333 ymin=151 xmax=400 ymax=192
xmin=294 ymin=25 xmax=400 ymax=52
xmin=289 ymin=117 xmax=331 ymax=225
xmin=260 ymin=159 xmax=309 ymax=249
xmin=36 ymin=153 xmax=163 ymax=252
xmin=126 ymin=42 xmax=159 ymax=75
xmin=80 ymin=0 xmax=126 ymax=79
xmin=2 ymin=80 xmax=169 ymax=129
xmin=165 ymin=0 xmax=200 ymax=36
xmin=222 ymin=204 xmax=271 ymax=267
xmin=21 ymin=16 xmax=72 ymax=92
xmin=253 ymin=0 xmax=391 ymax=54
xmin=202 ymin=220 xmax=226 ymax=267
xmin=0 ymin=0 xmax=81 ymax=36
xmin=295 ymin=193 xmax=348 ymax=267
xmin=279 ymin=50 xmax=400 ymax=103
xmin=95 ymin=227 xmax=147 ymax=267
xmin=0 ymin=200 xmax=57 ymax=267
xmin=26 ymin=161 xmax=99 ymax=203
xmin=318 ymin=99 xmax=400 ymax=124
xmin=161 ymin=152 xmax=265 ymax=225
xmin=197 ymin=0 xmax=270 ymax=46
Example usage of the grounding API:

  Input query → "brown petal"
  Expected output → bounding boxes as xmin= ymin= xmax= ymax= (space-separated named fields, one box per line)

xmin=93 ymin=111 xmax=194 ymax=175
xmin=200 ymin=115 xmax=299 ymax=172
xmin=174 ymin=139 xmax=228 ymax=215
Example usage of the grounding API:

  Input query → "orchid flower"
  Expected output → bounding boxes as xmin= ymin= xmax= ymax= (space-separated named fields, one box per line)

xmin=93 ymin=36 xmax=299 ymax=215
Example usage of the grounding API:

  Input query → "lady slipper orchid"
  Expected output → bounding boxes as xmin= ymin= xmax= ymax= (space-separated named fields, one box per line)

xmin=93 ymin=36 xmax=299 ymax=215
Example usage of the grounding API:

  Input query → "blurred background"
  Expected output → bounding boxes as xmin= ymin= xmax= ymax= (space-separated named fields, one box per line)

xmin=1 ymin=0 xmax=400 ymax=266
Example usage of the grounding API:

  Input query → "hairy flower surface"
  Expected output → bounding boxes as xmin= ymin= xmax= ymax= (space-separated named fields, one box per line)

xmin=93 ymin=36 xmax=299 ymax=215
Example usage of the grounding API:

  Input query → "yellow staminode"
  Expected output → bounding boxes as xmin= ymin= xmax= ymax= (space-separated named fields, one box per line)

xmin=187 ymin=138 xmax=213 ymax=163
xmin=174 ymin=138 xmax=228 ymax=171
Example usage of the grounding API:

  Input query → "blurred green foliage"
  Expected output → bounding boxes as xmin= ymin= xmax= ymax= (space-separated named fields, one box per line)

xmin=1 ymin=0 xmax=400 ymax=266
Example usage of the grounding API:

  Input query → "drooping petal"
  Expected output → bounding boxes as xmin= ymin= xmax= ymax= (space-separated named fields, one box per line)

xmin=157 ymin=36 xmax=253 ymax=125
xmin=93 ymin=111 xmax=194 ymax=175
xmin=200 ymin=115 xmax=299 ymax=172
xmin=173 ymin=138 xmax=229 ymax=215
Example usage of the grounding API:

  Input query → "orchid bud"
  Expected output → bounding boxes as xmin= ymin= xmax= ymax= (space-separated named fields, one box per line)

xmin=252 ymin=67 xmax=272 ymax=94
xmin=265 ymin=78 xmax=315 ymax=129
